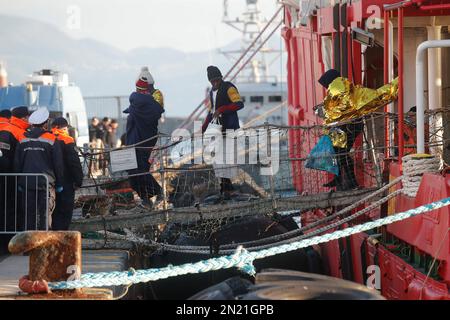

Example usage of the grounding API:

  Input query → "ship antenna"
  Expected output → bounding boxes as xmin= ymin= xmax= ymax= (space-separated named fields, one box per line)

xmin=220 ymin=0 xmax=281 ymax=83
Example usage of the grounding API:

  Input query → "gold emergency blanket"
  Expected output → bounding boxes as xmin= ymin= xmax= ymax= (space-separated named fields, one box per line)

xmin=327 ymin=128 xmax=348 ymax=149
xmin=323 ymin=77 xmax=399 ymax=124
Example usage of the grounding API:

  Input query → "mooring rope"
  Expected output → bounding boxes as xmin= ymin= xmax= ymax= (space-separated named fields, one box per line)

xmin=49 ymin=196 xmax=450 ymax=290
xmin=151 ymin=175 xmax=405 ymax=253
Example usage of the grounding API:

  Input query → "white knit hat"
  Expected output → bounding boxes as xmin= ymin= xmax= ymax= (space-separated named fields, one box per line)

xmin=137 ymin=66 xmax=154 ymax=85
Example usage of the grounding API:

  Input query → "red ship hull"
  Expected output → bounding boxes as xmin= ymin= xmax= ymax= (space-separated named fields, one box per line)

xmin=282 ymin=0 xmax=450 ymax=299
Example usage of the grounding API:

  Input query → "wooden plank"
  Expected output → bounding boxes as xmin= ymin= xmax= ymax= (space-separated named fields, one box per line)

xmin=71 ymin=188 xmax=377 ymax=233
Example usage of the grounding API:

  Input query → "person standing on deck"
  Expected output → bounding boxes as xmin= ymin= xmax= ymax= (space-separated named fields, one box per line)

xmin=201 ymin=66 xmax=244 ymax=200
xmin=318 ymin=69 xmax=364 ymax=191
xmin=51 ymin=117 xmax=83 ymax=230
xmin=105 ymin=119 xmax=120 ymax=148
xmin=124 ymin=67 xmax=164 ymax=209
xmin=0 ymin=107 xmax=30 ymax=232
xmin=14 ymin=108 xmax=64 ymax=230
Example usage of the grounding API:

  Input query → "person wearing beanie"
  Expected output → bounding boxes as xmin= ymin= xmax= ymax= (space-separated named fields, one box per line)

xmin=14 ymin=107 xmax=64 ymax=230
xmin=50 ymin=117 xmax=83 ymax=230
xmin=123 ymin=67 xmax=164 ymax=209
xmin=318 ymin=69 xmax=364 ymax=191
xmin=135 ymin=66 xmax=164 ymax=108
xmin=202 ymin=65 xmax=244 ymax=200
xmin=0 ymin=106 xmax=30 ymax=232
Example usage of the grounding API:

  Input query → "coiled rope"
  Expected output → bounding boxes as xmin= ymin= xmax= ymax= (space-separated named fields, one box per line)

xmin=402 ymin=154 xmax=440 ymax=197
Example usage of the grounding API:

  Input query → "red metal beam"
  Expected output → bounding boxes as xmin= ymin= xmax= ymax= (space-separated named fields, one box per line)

xmin=398 ymin=7 xmax=405 ymax=164
xmin=419 ymin=3 xmax=450 ymax=11
xmin=384 ymin=10 xmax=390 ymax=158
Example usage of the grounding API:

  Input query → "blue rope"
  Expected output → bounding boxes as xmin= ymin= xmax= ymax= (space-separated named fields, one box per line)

xmin=48 ymin=196 xmax=450 ymax=290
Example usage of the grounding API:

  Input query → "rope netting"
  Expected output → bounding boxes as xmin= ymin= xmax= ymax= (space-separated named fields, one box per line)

xmin=74 ymin=109 xmax=450 ymax=247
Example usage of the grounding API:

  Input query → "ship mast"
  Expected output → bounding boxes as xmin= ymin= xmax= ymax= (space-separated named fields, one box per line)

xmin=221 ymin=0 xmax=279 ymax=83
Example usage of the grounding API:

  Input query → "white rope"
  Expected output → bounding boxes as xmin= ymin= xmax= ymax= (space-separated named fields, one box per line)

xmin=49 ymin=196 xmax=450 ymax=290
xmin=402 ymin=154 xmax=441 ymax=197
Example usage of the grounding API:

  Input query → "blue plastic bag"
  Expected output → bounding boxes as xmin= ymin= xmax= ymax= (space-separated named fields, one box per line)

xmin=305 ymin=135 xmax=339 ymax=175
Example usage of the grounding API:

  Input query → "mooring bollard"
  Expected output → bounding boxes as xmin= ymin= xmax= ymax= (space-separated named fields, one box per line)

xmin=8 ymin=231 xmax=81 ymax=295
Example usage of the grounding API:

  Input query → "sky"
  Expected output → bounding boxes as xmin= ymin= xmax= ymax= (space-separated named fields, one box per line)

xmin=0 ymin=0 xmax=280 ymax=53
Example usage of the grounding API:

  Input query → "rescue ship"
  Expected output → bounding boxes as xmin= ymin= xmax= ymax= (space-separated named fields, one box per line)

xmin=282 ymin=0 xmax=450 ymax=299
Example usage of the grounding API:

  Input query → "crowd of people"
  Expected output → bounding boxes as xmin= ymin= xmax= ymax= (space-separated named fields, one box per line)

xmin=88 ymin=117 xmax=122 ymax=175
xmin=89 ymin=117 xmax=122 ymax=149
xmin=0 ymin=106 xmax=83 ymax=234
xmin=0 ymin=64 xmax=374 ymax=244
xmin=0 ymin=64 xmax=247 ymax=236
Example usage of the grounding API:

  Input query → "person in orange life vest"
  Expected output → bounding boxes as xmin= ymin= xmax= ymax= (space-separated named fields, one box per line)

xmin=51 ymin=117 xmax=83 ymax=230
xmin=0 ymin=109 xmax=11 ymax=127
xmin=202 ymin=66 xmax=244 ymax=200
xmin=0 ymin=107 xmax=29 ymax=232
xmin=14 ymin=108 xmax=64 ymax=230
xmin=0 ymin=109 xmax=11 ymax=233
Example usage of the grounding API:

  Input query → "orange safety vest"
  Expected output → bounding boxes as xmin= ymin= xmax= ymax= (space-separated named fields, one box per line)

xmin=51 ymin=128 xmax=75 ymax=144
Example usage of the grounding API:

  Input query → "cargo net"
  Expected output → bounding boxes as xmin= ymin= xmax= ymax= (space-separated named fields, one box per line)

xmin=75 ymin=109 xmax=450 ymax=242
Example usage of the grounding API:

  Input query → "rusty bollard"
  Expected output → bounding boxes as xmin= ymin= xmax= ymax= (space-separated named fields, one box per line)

xmin=8 ymin=231 xmax=81 ymax=296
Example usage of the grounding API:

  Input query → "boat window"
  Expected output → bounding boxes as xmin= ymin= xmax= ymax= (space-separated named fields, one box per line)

xmin=268 ymin=95 xmax=282 ymax=102
xmin=37 ymin=86 xmax=60 ymax=111
xmin=0 ymin=86 xmax=26 ymax=108
xmin=241 ymin=96 xmax=246 ymax=103
xmin=250 ymin=96 xmax=264 ymax=103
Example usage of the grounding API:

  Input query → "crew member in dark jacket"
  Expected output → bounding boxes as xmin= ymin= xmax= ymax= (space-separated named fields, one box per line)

xmin=51 ymin=117 xmax=83 ymax=230
xmin=202 ymin=66 xmax=244 ymax=199
xmin=14 ymin=108 xmax=64 ymax=230
xmin=124 ymin=69 xmax=163 ymax=208
xmin=0 ymin=107 xmax=29 ymax=231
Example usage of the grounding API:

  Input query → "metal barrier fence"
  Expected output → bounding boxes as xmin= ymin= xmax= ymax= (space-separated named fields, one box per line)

xmin=0 ymin=173 xmax=50 ymax=234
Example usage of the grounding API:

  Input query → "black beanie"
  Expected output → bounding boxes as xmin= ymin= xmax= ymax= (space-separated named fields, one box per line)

xmin=318 ymin=69 xmax=341 ymax=88
xmin=207 ymin=66 xmax=223 ymax=81
xmin=0 ymin=109 xmax=11 ymax=119
xmin=11 ymin=106 xmax=30 ymax=119
xmin=52 ymin=117 xmax=69 ymax=128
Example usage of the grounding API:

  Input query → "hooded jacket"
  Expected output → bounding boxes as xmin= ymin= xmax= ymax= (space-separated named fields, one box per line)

xmin=14 ymin=127 xmax=64 ymax=189
xmin=0 ymin=116 xmax=29 ymax=172
xmin=124 ymin=91 xmax=164 ymax=149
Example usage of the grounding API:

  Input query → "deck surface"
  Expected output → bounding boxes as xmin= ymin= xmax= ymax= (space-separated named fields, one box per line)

xmin=0 ymin=250 xmax=129 ymax=299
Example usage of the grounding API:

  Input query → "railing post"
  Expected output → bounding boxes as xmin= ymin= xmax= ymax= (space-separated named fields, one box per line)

xmin=266 ymin=122 xmax=277 ymax=210
xmin=158 ymin=134 xmax=169 ymax=219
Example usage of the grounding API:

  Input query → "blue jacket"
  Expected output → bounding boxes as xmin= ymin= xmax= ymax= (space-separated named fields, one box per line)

xmin=124 ymin=92 xmax=164 ymax=149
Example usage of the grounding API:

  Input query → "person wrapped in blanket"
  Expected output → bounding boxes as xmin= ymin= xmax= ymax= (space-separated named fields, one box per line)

xmin=317 ymin=69 xmax=398 ymax=191
xmin=202 ymin=66 xmax=244 ymax=200
xmin=123 ymin=67 xmax=164 ymax=209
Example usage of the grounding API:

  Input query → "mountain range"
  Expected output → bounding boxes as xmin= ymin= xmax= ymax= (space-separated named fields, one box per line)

xmin=0 ymin=14 xmax=284 ymax=117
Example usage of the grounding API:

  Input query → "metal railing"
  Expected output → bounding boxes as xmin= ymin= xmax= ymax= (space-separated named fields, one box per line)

xmin=0 ymin=173 xmax=50 ymax=234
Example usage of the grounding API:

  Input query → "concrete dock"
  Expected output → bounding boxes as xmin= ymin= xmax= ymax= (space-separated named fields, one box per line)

xmin=0 ymin=250 xmax=130 ymax=299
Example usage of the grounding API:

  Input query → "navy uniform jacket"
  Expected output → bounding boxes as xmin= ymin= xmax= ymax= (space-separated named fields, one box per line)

xmin=14 ymin=128 xmax=64 ymax=190
xmin=52 ymin=128 xmax=83 ymax=188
